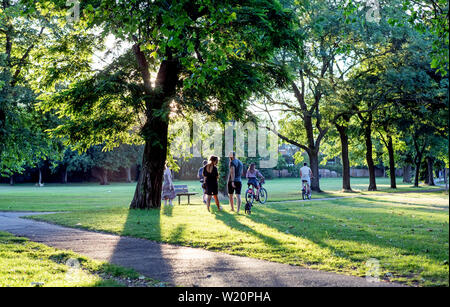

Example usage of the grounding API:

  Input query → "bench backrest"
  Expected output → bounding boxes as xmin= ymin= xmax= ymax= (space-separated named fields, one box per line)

xmin=174 ymin=185 xmax=189 ymax=194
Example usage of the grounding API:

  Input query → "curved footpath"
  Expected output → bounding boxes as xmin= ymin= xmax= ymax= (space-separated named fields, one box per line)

xmin=0 ymin=211 xmax=403 ymax=287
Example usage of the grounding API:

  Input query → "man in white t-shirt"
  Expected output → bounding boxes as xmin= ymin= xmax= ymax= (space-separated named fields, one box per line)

xmin=300 ymin=162 xmax=313 ymax=195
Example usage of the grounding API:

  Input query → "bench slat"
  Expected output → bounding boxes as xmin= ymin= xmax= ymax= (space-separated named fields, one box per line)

xmin=173 ymin=185 xmax=197 ymax=205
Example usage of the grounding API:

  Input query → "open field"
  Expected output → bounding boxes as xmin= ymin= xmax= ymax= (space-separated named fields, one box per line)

xmin=1 ymin=179 xmax=447 ymax=286
xmin=0 ymin=177 xmax=443 ymax=211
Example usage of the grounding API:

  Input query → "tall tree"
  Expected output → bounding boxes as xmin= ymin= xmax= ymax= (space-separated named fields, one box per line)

xmin=261 ymin=0 xmax=358 ymax=192
xmin=0 ymin=0 xmax=96 ymax=177
xmin=39 ymin=0 xmax=298 ymax=208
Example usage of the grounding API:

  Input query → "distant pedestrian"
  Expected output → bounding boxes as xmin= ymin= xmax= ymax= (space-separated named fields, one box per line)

xmin=198 ymin=160 xmax=208 ymax=204
xmin=162 ymin=164 xmax=176 ymax=206
xmin=203 ymin=156 xmax=221 ymax=212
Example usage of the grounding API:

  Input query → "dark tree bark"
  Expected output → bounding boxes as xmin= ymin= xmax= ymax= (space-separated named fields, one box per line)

xmin=130 ymin=119 xmax=168 ymax=209
xmin=38 ymin=168 xmax=43 ymax=186
xmin=425 ymin=156 xmax=435 ymax=186
xmin=336 ymin=123 xmax=352 ymax=191
xmin=414 ymin=162 xmax=421 ymax=187
xmin=386 ymin=135 xmax=397 ymax=189
xmin=444 ymin=168 xmax=448 ymax=191
xmin=357 ymin=107 xmax=378 ymax=191
xmin=100 ymin=168 xmax=109 ymax=185
xmin=308 ymin=150 xmax=321 ymax=192
xmin=362 ymin=117 xmax=377 ymax=191
xmin=413 ymin=138 xmax=426 ymax=187
xmin=129 ymin=46 xmax=179 ymax=209
xmin=402 ymin=165 xmax=412 ymax=183
xmin=9 ymin=175 xmax=14 ymax=186
xmin=61 ymin=166 xmax=68 ymax=184
xmin=126 ymin=167 xmax=132 ymax=183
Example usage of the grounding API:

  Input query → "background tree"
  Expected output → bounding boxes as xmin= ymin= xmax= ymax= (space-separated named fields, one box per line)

xmin=1 ymin=0 xmax=99 ymax=178
xmin=262 ymin=0 xmax=359 ymax=192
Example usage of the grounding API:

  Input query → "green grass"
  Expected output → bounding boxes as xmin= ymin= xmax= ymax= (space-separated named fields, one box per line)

xmin=26 ymin=191 xmax=449 ymax=287
xmin=0 ymin=177 xmax=442 ymax=211
xmin=1 ymin=179 xmax=447 ymax=286
xmin=0 ymin=231 xmax=164 ymax=287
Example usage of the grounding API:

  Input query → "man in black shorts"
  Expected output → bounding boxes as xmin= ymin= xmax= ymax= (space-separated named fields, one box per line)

xmin=228 ymin=151 xmax=243 ymax=212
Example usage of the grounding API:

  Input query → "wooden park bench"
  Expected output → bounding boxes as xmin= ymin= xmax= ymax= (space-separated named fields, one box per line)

xmin=174 ymin=185 xmax=198 ymax=205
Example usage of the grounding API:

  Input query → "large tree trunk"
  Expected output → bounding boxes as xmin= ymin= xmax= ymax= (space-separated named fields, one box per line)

xmin=129 ymin=44 xmax=179 ymax=209
xmin=444 ymin=168 xmax=448 ymax=191
xmin=426 ymin=157 xmax=435 ymax=186
xmin=387 ymin=135 xmax=396 ymax=189
xmin=126 ymin=167 xmax=132 ymax=183
xmin=130 ymin=119 xmax=168 ymax=209
xmin=413 ymin=138 xmax=426 ymax=187
xmin=9 ymin=175 xmax=14 ymax=186
xmin=38 ymin=168 xmax=43 ymax=186
xmin=308 ymin=150 xmax=321 ymax=192
xmin=363 ymin=122 xmax=377 ymax=191
xmin=62 ymin=166 xmax=68 ymax=184
xmin=402 ymin=165 xmax=412 ymax=183
xmin=414 ymin=162 xmax=421 ymax=187
xmin=100 ymin=169 xmax=109 ymax=185
xmin=336 ymin=124 xmax=352 ymax=191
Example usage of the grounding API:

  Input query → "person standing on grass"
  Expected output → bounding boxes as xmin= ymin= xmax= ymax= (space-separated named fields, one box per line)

xmin=162 ymin=164 xmax=176 ymax=206
xmin=203 ymin=156 xmax=221 ymax=212
xmin=197 ymin=160 xmax=208 ymax=204
xmin=228 ymin=151 xmax=243 ymax=212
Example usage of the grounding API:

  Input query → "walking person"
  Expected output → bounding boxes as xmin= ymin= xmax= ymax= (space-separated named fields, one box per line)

xmin=161 ymin=163 xmax=176 ymax=206
xmin=197 ymin=160 xmax=208 ymax=204
xmin=228 ymin=151 xmax=243 ymax=212
xmin=202 ymin=156 xmax=221 ymax=212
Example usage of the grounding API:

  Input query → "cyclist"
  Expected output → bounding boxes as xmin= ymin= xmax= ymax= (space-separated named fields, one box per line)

xmin=300 ymin=162 xmax=313 ymax=197
xmin=246 ymin=163 xmax=265 ymax=199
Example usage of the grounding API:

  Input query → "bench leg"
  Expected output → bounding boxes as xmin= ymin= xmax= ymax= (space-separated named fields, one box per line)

xmin=188 ymin=195 xmax=190 ymax=205
xmin=178 ymin=195 xmax=181 ymax=206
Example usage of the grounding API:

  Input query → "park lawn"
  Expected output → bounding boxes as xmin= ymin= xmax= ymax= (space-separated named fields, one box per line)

xmin=0 ymin=177 xmax=442 ymax=211
xmin=28 ymin=191 xmax=449 ymax=287
xmin=0 ymin=231 xmax=164 ymax=287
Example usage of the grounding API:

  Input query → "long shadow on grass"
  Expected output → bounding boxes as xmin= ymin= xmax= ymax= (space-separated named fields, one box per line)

xmin=213 ymin=210 xmax=285 ymax=252
xmin=107 ymin=207 xmax=177 ymax=285
xmin=245 ymin=201 xmax=448 ymax=265
xmin=359 ymin=197 xmax=449 ymax=213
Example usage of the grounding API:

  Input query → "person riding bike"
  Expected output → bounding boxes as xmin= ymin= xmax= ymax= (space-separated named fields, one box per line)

xmin=246 ymin=163 xmax=265 ymax=199
xmin=300 ymin=162 xmax=313 ymax=197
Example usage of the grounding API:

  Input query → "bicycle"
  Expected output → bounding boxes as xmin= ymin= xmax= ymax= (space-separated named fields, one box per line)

xmin=245 ymin=179 xmax=268 ymax=205
xmin=301 ymin=180 xmax=311 ymax=200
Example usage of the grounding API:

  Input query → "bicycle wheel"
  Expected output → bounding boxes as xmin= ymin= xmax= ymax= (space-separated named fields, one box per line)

xmin=245 ymin=189 xmax=254 ymax=204
xmin=302 ymin=188 xmax=306 ymax=200
xmin=258 ymin=188 xmax=268 ymax=204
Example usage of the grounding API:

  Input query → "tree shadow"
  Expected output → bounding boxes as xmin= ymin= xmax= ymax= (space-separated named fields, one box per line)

xmin=107 ymin=208 xmax=177 ymax=286
xmin=360 ymin=197 xmax=449 ymax=212
xmin=162 ymin=204 xmax=174 ymax=216
xmin=244 ymin=201 xmax=448 ymax=265
xmin=213 ymin=210 xmax=285 ymax=250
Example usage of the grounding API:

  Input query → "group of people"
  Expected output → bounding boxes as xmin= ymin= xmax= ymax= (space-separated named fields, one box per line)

xmin=162 ymin=151 xmax=314 ymax=210
xmin=197 ymin=151 xmax=265 ymax=212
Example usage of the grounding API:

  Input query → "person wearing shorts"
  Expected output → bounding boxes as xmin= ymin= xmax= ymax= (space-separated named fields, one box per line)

xmin=228 ymin=151 xmax=243 ymax=212
xmin=300 ymin=162 xmax=313 ymax=195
